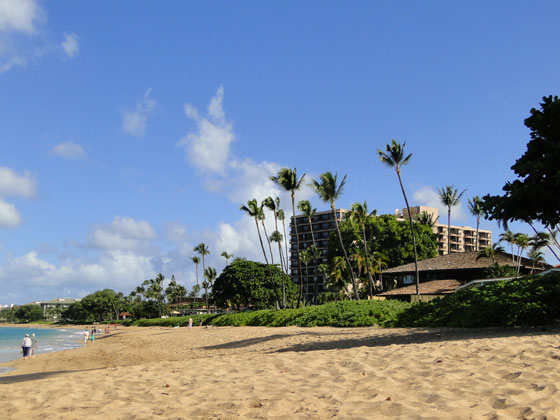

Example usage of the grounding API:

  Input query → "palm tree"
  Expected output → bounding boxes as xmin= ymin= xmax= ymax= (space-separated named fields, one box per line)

xmin=297 ymin=200 xmax=318 ymax=250
xmin=240 ymin=199 xmax=279 ymax=308
xmin=263 ymin=196 xmax=286 ymax=276
xmin=513 ymin=233 xmax=530 ymax=274
xmin=270 ymin=168 xmax=306 ymax=307
xmin=240 ymin=199 xmax=270 ymax=266
xmin=220 ymin=251 xmax=233 ymax=266
xmin=476 ymin=243 xmax=505 ymax=264
xmin=257 ymin=200 xmax=275 ymax=266
xmin=499 ymin=230 xmax=517 ymax=263
xmin=527 ymin=248 xmax=545 ymax=274
xmin=277 ymin=209 xmax=289 ymax=273
xmin=378 ymin=140 xmax=420 ymax=295
xmin=372 ymin=251 xmax=388 ymax=291
xmin=269 ymin=230 xmax=287 ymax=308
xmin=328 ymin=256 xmax=351 ymax=300
xmin=299 ymin=249 xmax=312 ymax=303
xmin=416 ymin=211 xmax=437 ymax=228
xmin=438 ymin=185 xmax=467 ymax=254
xmin=349 ymin=201 xmax=377 ymax=298
xmin=203 ymin=267 xmax=217 ymax=313
xmin=191 ymin=256 xmax=200 ymax=287
xmin=311 ymin=172 xmax=360 ymax=300
xmin=194 ymin=243 xmax=210 ymax=273
xmin=467 ymin=196 xmax=485 ymax=252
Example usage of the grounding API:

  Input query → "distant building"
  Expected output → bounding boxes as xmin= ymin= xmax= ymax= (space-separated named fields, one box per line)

xmin=397 ymin=206 xmax=492 ymax=255
xmin=290 ymin=209 xmax=348 ymax=301
xmin=23 ymin=298 xmax=82 ymax=320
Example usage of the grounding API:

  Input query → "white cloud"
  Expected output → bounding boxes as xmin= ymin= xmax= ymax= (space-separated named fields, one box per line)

xmin=0 ymin=0 xmax=42 ymax=34
xmin=413 ymin=185 xmax=468 ymax=224
xmin=165 ymin=222 xmax=188 ymax=243
xmin=177 ymin=86 xmax=235 ymax=173
xmin=0 ymin=198 xmax=21 ymax=227
xmin=51 ymin=141 xmax=86 ymax=159
xmin=122 ymin=88 xmax=156 ymax=138
xmin=0 ymin=166 xmax=36 ymax=198
xmin=88 ymin=216 xmax=156 ymax=252
xmin=0 ymin=55 xmax=25 ymax=74
xmin=61 ymin=32 xmax=79 ymax=58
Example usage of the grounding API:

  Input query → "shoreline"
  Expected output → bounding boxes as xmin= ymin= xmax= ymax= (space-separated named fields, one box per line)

xmin=1 ymin=325 xmax=559 ymax=419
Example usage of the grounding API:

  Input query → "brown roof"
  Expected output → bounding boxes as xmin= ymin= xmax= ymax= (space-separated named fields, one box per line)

xmin=383 ymin=251 xmax=536 ymax=274
xmin=378 ymin=279 xmax=462 ymax=296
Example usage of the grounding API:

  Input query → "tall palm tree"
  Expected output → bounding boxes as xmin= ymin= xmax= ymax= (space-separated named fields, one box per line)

xmin=467 ymin=196 xmax=485 ymax=252
xmin=349 ymin=201 xmax=377 ymax=298
xmin=220 ymin=251 xmax=233 ymax=266
xmin=240 ymin=199 xmax=279 ymax=308
xmin=297 ymin=200 xmax=318 ymax=250
xmin=476 ymin=242 xmax=505 ymax=264
xmin=194 ymin=243 xmax=210 ymax=273
xmin=191 ymin=256 xmax=200 ymax=287
xmin=204 ymin=267 xmax=217 ymax=313
xmin=269 ymin=230 xmax=287 ymax=308
xmin=257 ymin=200 xmax=274 ymax=266
xmin=527 ymin=248 xmax=545 ymax=274
xmin=240 ymin=199 xmax=270 ymax=266
xmin=438 ymin=185 xmax=467 ymax=254
xmin=499 ymin=230 xmax=516 ymax=263
xmin=270 ymin=168 xmax=306 ymax=307
xmin=378 ymin=140 xmax=420 ymax=295
xmin=277 ymin=209 xmax=289 ymax=273
xmin=299 ymin=249 xmax=311 ymax=303
xmin=513 ymin=233 xmax=530 ymax=274
xmin=311 ymin=171 xmax=359 ymax=300
xmin=263 ymin=196 xmax=286 ymax=274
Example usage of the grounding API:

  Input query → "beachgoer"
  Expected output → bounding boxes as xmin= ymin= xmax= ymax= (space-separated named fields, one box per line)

xmin=22 ymin=334 xmax=32 ymax=359
xmin=31 ymin=333 xmax=38 ymax=357
xmin=83 ymin=329 xmax=89 ymax=346
xmin=90 ymin=329 xmax=95 ymax=344
xmin=188 ymin=317 xmax=193 ymax=329
xmin=199 ymin=319 xmax=203 ymax=327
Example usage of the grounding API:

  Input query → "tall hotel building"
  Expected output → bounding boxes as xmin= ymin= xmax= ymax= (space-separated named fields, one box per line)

xmin=290 ymin=206 xmax=492 ymax=297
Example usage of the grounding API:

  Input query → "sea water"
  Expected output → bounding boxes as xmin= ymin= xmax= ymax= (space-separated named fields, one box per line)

xmin=0 ymin=326 xmax=83 ymax=373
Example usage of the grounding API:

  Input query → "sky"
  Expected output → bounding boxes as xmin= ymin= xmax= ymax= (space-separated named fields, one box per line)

xmin=1 ymin=1 xmax=559 ymax=305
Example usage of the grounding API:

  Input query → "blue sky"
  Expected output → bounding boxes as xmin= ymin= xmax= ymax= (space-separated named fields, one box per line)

xmin=1 ymin=1 xmax=559 ymax=305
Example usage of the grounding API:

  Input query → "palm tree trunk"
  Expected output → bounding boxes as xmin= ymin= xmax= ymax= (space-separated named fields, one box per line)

xmin=281 ymin=218 xmax=289 ymax=274
xmin=447 ymin=207 xmax=451 ymax=254
xmin=362 ymin=225 xmax=374 ymax=298
xmin=528 ymin=222 xmax=560 ymax=263
xmin=396 ymin=169 xmax=420 ymax=295
xmin=255 ymin=218 xmax=280 ymax=308
xmin=261 ymin=220 xmax=274 ymax=265
xmin=475 ymin=217 xmax=480 ymax=252
xmin=292 ymin=193 xmax=304 ymax=308
xmin=272 ymin=214 xmax=287 ymax=308
xmin=331 ymin=201 xmax=360 ymax=300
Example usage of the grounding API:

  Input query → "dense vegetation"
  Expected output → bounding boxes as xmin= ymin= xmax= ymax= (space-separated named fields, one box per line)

xmin=129 ymin=272 xmax=560 ymax=328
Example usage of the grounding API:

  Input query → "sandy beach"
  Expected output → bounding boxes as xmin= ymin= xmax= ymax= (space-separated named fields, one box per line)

xmin=1 ymin=325 xmax=559 ymax=419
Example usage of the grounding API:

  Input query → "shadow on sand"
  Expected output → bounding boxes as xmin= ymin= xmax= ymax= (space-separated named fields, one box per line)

xmin=0 ymin=368 xmax=102 ymax=384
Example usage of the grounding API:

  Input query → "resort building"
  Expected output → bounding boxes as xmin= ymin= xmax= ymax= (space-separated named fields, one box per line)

xmin=289 ymin=205 xmax=494 ymax=299
xmin=397 ymin=206 xmax=492 ymax=255
xmin=290 ymin=209 xmax=348 ymax=302
xmin=23 ymin=298 xmax=82 ymax=320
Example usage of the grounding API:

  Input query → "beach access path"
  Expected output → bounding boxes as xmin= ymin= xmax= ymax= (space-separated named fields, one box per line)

xmin=1 ymin=325 xmax=559 ymax=419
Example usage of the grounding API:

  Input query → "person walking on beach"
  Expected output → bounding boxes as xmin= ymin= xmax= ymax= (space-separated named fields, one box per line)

xmin=31 ymin=333 xmax=38 ymax=357
xmin=188 ymin=317 xmax=193 ymax=329
xmin=83 ymin=329 xmax=89 ymax=346
xmin=90 ymin=329 xmax=95 ymax=344
xmin=22 ymin=334 xmax=32 ymax=360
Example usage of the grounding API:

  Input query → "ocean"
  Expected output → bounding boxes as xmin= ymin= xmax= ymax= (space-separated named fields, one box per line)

xmin=0 ymin=326 xmax=83 ymax=373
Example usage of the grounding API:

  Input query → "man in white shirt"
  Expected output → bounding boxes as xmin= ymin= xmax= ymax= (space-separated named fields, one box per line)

xmin=22 ymin=334 xmax=32 ymax=359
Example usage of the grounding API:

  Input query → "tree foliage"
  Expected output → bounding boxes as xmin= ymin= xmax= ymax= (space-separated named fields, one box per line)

xmin=482 ymin=95 xmax=560 ymax=228
xmin=327 ymin=214 xmax=438 ymax=270
xmin=212 ymin=259 xmax=297 ymax=310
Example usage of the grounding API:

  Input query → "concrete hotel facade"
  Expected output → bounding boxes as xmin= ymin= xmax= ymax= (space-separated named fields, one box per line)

xmin=290 ymin=206 xmax=492 ymax=298
xmin=290 ymin=209 xmax=348 ymax=300
xmin=398 ymin=206 xmax=492 ymax=255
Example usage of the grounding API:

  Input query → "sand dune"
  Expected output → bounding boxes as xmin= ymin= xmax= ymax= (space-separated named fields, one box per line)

xmin=1 ymin=325 xmax=559 ymax=419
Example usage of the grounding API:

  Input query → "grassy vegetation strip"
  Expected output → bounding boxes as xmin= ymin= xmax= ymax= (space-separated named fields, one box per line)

xmin=396 ymin=273 xmax=560 ymax=327
xmin=130 ymin=273 xmax=560 ymax=328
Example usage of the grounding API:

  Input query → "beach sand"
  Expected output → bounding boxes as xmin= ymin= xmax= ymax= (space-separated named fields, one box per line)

xmin=1 ymin=325 xmax=559 ymax=419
